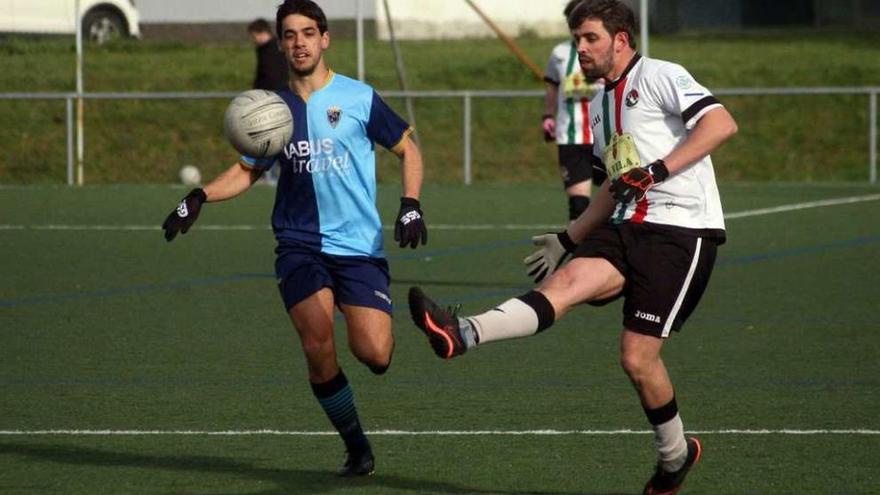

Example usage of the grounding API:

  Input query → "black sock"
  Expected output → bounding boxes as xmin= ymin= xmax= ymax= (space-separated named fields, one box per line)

xmin=310 ymin=370 xmax=371 ymax=455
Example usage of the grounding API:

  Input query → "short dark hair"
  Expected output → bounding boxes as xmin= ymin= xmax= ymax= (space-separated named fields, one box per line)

xmin=567 ymin=0 xmax=637 ymax=49
xmin=247 ymin=18 xmax=272 ymax=34
xmin=275 ymin=0 xmax=328 ymax=38
xmin=563 ymin=0 xmax=583 ymax=18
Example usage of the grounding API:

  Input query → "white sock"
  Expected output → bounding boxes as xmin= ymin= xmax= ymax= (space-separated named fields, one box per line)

xmin=467 ymin=298 xmax=540 ymax=345
xmin=654 ymin=413 xmax=688 ymax=472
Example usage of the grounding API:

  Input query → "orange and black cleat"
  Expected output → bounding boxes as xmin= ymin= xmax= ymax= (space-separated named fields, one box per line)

xmin=643 ymin=437 xmax=703 ymax=495
xmin=408 ymin=286 xmax=468 ymax=359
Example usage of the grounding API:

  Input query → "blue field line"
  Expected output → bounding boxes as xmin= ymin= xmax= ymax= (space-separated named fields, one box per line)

xmin=2 ymin=235 xmax=878 ymax=309
xmin=387 ymin=239 xmax=530 ymax=261
xmin=716 ymin=234 xmax=880 ymax=266
xmin=0 ymin=274 xmax=265 ymax=308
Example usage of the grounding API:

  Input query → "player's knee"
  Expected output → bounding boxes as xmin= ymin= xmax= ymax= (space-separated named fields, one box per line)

xmin=361 ymin=354 xmax=392 ymax=375
xmin=368 ymin=362 xmax=390 ymax=375
xmin=300 ymin=335 xmax=334 ymax=360
xmin=619 ymin=350 xmax=654 ymax=383
xmin=356 ymin=342 xmax=394 ymax=375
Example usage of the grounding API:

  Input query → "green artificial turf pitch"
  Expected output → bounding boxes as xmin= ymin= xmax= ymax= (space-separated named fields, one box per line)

xmin=1 ymin=183 xmax=879 ymax=494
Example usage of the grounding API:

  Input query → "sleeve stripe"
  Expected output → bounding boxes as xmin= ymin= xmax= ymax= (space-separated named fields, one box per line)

xmin=544 ymin=76 xmax=560 ymax=85
xmin=390 ymin=127 xmax=414 ymax=154
xmin=682 ymin=96 xmax=721 ymax=125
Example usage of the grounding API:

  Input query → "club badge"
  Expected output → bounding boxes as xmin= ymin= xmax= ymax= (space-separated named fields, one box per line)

xmin=625 ymin=89 xmax=640 ymax=108
xmin=327 ymin=106 xmax=342 ymax=129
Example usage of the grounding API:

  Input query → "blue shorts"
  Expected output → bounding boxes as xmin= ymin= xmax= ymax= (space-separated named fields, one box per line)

xmin=274 ymin=245 xmax=392 ymax=315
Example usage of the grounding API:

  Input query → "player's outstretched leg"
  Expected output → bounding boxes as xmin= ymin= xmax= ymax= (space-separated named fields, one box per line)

xmin=642 ymin=437 xmax=702 ymax=495
xmin=408 ymin=286 xmax=469 ymax=359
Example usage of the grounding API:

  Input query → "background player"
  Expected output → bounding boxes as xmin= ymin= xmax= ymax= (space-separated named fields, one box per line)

xmin=409 ymin=1 xmax=737 ymax=493
xmin=247 ymin=18 xmax=289 ymax=185
xmin=542 ymin=0 xmax=606 ymax=221
xmin=162 ymin=0 xmax=428 ymax=477
xmin=248 ymin=18 xmax=289 ymax=92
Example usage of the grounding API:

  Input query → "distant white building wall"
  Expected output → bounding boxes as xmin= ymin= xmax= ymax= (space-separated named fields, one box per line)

xmin=136 ymin=0 xmax=377 ymax=23
xmin=376 ymin=0 xmax=572 ymax=39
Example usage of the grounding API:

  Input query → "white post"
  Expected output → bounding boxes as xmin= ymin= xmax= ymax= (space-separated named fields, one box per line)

xmin=66 ymin=97 xmax=74 ymax=186
xmin=870 ymin=91 xmax=877 ymax=184
xmin=356 ymin=0 xmax=365 ymax=81
xmin=640 ymin=0 xmax=649 ymax=57
xmin=463 ymin=93 xmax=472 ymax=185
xmin=75 ymin=0 xmax=85 ymax=186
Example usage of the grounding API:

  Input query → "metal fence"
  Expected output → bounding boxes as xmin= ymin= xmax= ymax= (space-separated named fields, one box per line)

xmin=1 ymin=87 xmax=878 ymax=185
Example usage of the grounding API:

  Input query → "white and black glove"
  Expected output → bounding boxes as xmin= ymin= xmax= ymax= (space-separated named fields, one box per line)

xmin=523 ymin=231 xmax=578 ymax=283
xmin=162 ymin=188 xmax=206 ymax=242
xmin=394 ymin=197 xmax=428 ymax=249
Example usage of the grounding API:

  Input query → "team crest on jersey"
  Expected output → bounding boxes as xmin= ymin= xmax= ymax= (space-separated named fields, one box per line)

xmin=625 ymin=89 xmax=640 ymax=108
xmin=327 ymin=106 xmax=342 ymax=128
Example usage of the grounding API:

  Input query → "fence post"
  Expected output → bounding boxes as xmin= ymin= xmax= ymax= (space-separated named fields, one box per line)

xmin=463 ymin=92 xmax=472 ymax=185
xmin=66 ymin=96 xmax=74 ymax=186
xmin=871 ymin=90 xmax=877 ymax=184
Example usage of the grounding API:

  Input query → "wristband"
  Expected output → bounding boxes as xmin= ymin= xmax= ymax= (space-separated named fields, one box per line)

xmin=648 ymin=160 xmax=670 ymax=183
xmin=400 ymin=196 xmax=420 ymax=208
xmin=558 ymin=230 xmax=577 ymax=252
xmin=191 ymin=188 xmax=207 ymax=203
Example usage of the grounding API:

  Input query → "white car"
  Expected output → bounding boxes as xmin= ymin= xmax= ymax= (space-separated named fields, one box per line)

xmin=0 ymin=0 xmax=141 ymax=43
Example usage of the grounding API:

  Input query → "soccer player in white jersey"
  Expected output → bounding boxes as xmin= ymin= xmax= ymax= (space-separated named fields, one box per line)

xmin=542 ymin=0 xmax=606 ymax=221
xmin=408 ymin=1 xmax=737 ymax=493
xmin=162 ymin=0 xmax=428 ymax=478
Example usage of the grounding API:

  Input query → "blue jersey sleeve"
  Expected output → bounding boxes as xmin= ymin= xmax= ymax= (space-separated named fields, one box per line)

xmin=240 ymin=155 xmax=277 ymax=170
xmin=366 ymin=91 xmax=411 ymax=151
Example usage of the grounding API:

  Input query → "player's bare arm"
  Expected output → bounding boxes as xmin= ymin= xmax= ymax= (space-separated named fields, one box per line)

xmin=392 ymin=134 xmax=428 ymax=248
xmin=660 ymin=106 xmax=738 ymax=175
xmin=394 ymin=134 xmax=424 ymax=200
xmin=542 ymin=82 xmax=558 ymax=138
xmin=202 ymin=161 xmax=263 ymax=202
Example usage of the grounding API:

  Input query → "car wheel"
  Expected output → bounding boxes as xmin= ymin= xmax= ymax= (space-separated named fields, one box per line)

xmin=82 ymin=9 xmax=127 ymax=44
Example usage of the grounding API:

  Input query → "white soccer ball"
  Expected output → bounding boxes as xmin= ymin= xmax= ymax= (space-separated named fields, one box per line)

xmin=223 ymin=89 xmax=293 ymax=158
xmin=179 ymin=164 xmax=201 ymax=186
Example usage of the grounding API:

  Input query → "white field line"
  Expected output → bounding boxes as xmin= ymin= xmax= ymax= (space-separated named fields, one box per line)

xmin=0 ymin=429 xmax=878 ymax=436
xmin=723 ymin=193 xmax=880 ymax=219
xmin=1 ymin=194 xmax=878 ymax=232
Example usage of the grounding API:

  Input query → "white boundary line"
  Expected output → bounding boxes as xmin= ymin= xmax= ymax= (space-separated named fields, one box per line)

xmin=1 ymin=194 xmax=879 ymax=232
xmin=0 ymin=429 xmax=878 ymax=436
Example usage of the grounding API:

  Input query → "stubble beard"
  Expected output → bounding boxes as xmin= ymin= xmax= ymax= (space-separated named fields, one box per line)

xmin=290 ymin=53 xmax=322 ymax=78
xmin=581 ymin=49 xmax=614 ymax=81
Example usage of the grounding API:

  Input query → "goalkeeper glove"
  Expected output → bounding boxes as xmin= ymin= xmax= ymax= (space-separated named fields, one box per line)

xmin=162 ymin=188 xmax=206 ymax=242
xmin=523 ymin=230 xmax=578 ymax=283
xmin=609 ymin=159 xmax=669 ymax=205
xmin=394 ymin=197 xmax=427 ymax=249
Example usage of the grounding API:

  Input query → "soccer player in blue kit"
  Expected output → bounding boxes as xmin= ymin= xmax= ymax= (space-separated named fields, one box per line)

xmin=162 ymin=0 xmax=427 ymax=477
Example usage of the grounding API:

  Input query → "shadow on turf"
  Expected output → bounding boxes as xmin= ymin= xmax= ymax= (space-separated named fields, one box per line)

xmin=0 ymin=442 xmax=629 ymax=495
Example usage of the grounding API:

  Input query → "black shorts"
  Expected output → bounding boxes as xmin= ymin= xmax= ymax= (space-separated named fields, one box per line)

xmin=574 ymin=222 xmax=719 ymax=337
xmin=557 ymin=144 xmax=594 ymax=188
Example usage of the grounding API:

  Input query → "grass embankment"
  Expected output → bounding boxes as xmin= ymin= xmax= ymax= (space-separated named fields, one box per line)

xmin=1 ymin=31 xmax=879 ymax=184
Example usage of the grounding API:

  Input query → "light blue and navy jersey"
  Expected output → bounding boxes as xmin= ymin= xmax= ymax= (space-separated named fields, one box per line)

xmin=241 ymin=72 xmax=411 ymax=258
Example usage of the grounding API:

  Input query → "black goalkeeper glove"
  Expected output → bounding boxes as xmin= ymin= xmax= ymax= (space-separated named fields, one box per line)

xmin=162 ymin=188 xmax=206 ymax=242
xmin=609 ymin=159 xmax=670 ymax=205
xmin=394 ymin=197 xmax=427 ymax=249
